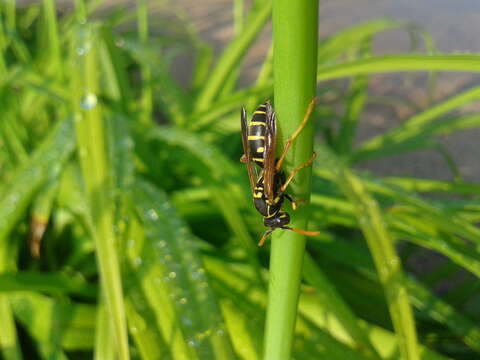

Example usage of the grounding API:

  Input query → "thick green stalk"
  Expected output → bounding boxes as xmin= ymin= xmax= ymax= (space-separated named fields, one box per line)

xmin=71 ymin=25 xmax=130 ymax=360
xmin=263 ymin=1 xmax=318 ymax=359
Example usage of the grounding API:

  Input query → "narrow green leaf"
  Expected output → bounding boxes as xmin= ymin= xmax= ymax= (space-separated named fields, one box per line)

xmin=71 ymin=24 xmax=129 ymax=360
xmin=318 ymin=54 xmax=480 ymax=83
xmin=0 ymin=296 xmax=22 ymax=360
xmin=0 ymin=116 xmax=74 ymax=256
xmin=316 ymin=147 xmax=420 ymax=360
xmin=0 ymin=272 xmax=96 ymax=297
xmin=130 ymin=180 xmax=237 ymax=360
xmin=303 ymin=254 xmax=382 ymax=360
xmin=11 ymin=292 xmax=70 ymax=359
xmin=194 ymin=0 xmax=272 ymax=112
xmin=318 ymin=19 xmax=404 ymax=63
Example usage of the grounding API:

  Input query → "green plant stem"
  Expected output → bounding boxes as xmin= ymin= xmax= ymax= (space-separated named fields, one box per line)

xmin=263 ymin=0 xmax=318 ymax=359
xmin=71 ymin=25 xmax=130 ymax=360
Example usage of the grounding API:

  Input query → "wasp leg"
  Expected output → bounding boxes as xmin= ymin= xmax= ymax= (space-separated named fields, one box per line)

xmin=258 ymin=229 xmax=274 ymax=246
xmin=284 ymin=193 xmax=306 ymax=210
xmin=280 ymin=152 xmax=317 ymax=193
xmin=275 ymin=97 xmax=317 ymax=172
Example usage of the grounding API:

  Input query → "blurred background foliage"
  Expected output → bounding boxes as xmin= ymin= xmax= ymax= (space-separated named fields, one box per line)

xmin=1 ymin=0 xmax=480 ymax=359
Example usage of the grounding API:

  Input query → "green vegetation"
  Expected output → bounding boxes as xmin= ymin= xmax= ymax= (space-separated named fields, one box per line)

xmin=0 ymin=1 xmax=480 ymax=359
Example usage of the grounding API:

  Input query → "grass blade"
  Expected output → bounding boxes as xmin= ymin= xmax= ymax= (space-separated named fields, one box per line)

xmin=71 ymin=24 xmax=129 ymax=360
xmin=0 ymin=116 xmax=74 ymax=250
xmin=303 ymin=254 xmax=382 ymax=359
xmin=316 ymin=147 xmax=420 ymax=360
xmin=0 ymin=296 xmax=22 ymax=360
xmin=354 ymin=84 xmax=480 ymax=162
xmin=194 ymin=0 xmax=272 ymax=112
xmin=317 ymin=54 xmax=480 ymax=83
xmin=318 ymin=19 xmax=404 ymax=63
xmin=130 ymin=180 xmax=237 ymax=359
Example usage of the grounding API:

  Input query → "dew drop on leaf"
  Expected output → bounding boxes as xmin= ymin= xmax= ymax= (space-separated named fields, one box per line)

xmin=80 ymin=93 xmax=97 ymax=110
xmin=146 ymin=209 xmax=159 ymax=220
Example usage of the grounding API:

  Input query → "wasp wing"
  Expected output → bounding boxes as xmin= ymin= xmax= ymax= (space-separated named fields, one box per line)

xmin=263 ymin=102 xmax=277 ymax=203
xmin=240 ymin=107 xmax=256 ymax=193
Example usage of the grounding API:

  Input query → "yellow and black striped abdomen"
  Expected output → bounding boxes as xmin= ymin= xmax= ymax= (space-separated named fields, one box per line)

xmin=247 ymin=103 xmax=267 ymax=167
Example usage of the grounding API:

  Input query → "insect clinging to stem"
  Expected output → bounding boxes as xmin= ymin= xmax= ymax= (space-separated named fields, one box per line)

xmin=240 ymin=98 xmax=319 ymax=246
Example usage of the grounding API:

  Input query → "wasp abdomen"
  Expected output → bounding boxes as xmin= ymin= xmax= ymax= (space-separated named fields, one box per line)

xmin=247 ymin=103 xmax=268 ymax=167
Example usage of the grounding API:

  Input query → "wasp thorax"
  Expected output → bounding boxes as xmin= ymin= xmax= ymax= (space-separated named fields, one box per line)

xmin=264 ymin=211 xmax=290 ymax=228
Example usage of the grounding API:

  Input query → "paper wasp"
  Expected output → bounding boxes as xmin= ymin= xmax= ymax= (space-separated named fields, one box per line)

xmin=240 ymin=99 xmax=319 ymax=246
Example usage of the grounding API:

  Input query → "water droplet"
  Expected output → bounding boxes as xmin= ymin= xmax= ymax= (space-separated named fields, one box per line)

xmin=115 ymin=37 xmax=125 ymax=47
xmin=158 ymin=240 xmax=167 ymax=248
xmin=168 ymin=272 xmax=177 ymax=279
xmin=76 ymin=42 xmax=91 ymax=56
xmin=146 ymin=209 xmax=159 ymax=220
xmin=9 ymin=193 xmax=19 ymax=205
xmin=389 ymin=258 xmax=398 ymax=267
xmin=122 ymin=137 xmax=134 ymax=149
xmin=134 ymin=257 xmax=142 ymax=267
xmin=179 ymin=297 xmax=188 ymax=305
xmin=80 ymin=93 xmax=97 ymax=110
xmin=187 ymin=340 xmax=198 ymax=348
xmin=182 ymin=316 xmax=193 ymax=326
xmin=51 ymin=163 xmax=61 ymax=176
xmin=216 ymin=329 xmax=225 ymax=336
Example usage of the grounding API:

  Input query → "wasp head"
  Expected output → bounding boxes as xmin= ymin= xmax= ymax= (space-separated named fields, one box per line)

xmin=263 ymin=211 xmax=290 ymax=229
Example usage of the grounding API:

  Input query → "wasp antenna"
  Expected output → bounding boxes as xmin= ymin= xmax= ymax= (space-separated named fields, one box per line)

xmin=286 ymin=227 xmax=320 ymax=237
